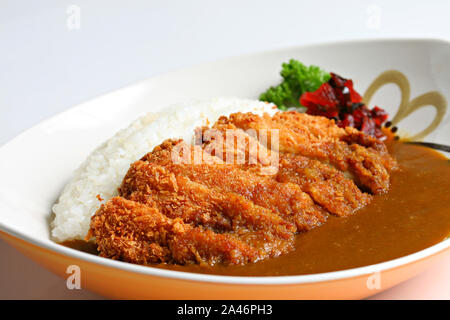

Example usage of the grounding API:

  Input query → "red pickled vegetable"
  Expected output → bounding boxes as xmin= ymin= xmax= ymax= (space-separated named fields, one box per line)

xmin=300 ymin=72 xmax=389 ymax=139
xmin=300 ymin=82 xmax=339 ymax=118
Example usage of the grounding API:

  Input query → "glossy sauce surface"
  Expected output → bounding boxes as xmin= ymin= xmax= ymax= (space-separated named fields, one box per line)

xmin=63 ymin=142 xmax=450 ymax=276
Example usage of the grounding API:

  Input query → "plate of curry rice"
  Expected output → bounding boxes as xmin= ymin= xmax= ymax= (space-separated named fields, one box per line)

xmin=0 ymin=38 xmax=449 ymax=299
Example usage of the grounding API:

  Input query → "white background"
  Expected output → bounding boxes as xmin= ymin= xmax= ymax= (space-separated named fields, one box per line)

xmin=0 ymin=0 xmax=449 ymax=299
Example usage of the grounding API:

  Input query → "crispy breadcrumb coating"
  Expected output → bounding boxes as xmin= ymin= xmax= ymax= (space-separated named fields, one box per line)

xmin=216 ymin=111 xmax=397 ymax=194
xmin=88 ymin=197 xmax=263 ymax=265
xmin=141 ymin=140 xmax=327 ymax=231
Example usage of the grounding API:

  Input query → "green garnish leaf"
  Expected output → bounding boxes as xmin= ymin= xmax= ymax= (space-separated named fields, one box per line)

xmin=259 ymin=59 xmax=330 ymax=110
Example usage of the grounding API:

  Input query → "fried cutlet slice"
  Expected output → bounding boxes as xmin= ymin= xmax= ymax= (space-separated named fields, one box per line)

xmin=198 ymin=126 xmax=278 ymax=174
xmin=119 ymin=161 xmax=296 ymax=241
xmin=340 ymin=126 xmax=397 ymax=171
xmin=88 ymin=197 xmax=263 ymax=265
xmin=269 ymin=110 xmax=394 ymax=166
xmin=272 ymin=111 xmax=397 ymax=174
xmin=276 ymin=154 xmax=371 ymax=216
xmin=141 ymin=140 xmax=328 ymax=230
xmin=201 ymin=125 xmax=371 ymax=216
xmin=215 ymin=111 xmax=396 ymax=194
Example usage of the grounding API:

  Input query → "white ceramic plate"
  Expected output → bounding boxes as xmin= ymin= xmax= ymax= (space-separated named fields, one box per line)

xmin=0 ymin=38 xmax=449 ymax=299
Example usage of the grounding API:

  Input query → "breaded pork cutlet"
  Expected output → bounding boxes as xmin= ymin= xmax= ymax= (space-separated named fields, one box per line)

xmin=215 ymin=111 xmax=397 ymax=194
xmin=275 ymin=154 xmax=371 ymax=216
xmin=88 ymin=197 xmax=263 ymax=265
xmin=89 ymin=110 xmax=396 ymax=267
xmin=119 ymin=161 xmax=296 ymax=242
xmin=203 ymin=124 xmax=371 ymax=216
xmin=141 ymin=139 xmax=328 ymax=230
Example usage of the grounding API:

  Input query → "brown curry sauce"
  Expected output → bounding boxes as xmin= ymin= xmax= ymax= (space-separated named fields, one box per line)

xmin=63 ymin=142 xmax=450 ymax=276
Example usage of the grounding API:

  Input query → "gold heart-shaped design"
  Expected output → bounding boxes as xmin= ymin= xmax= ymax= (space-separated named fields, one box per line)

xmin=363 ymin=70 xmax=447 ymax=140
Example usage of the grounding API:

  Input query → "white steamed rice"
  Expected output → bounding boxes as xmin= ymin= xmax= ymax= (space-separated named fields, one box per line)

xmin=51 ymin=97 xmax=276 ymax=242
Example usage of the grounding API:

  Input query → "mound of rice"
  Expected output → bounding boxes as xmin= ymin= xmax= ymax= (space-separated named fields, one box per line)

xmin=51 ymin=98 xmax=276 ymax=242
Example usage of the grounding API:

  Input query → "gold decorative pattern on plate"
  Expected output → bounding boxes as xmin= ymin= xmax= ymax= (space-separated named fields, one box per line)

xmin=363 ymin=70 xmax=447 ymax=140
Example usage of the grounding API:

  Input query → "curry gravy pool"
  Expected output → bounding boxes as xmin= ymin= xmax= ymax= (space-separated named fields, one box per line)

xmin=63 ymin=142 xmax=450 ymax=276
